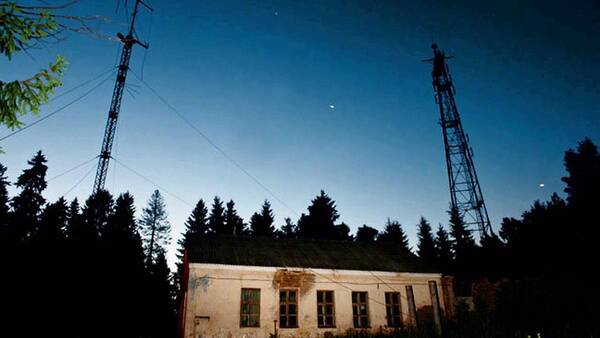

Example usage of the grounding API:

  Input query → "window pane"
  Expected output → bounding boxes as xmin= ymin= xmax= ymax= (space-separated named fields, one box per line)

xmin=289 ymin=304 xmax=296 ymax=315
xmin=325 ymin=291 xmax=333 ymax=303
xmin=289 ymin=291 xmax=296 ymax=302
xmin=289 ymin=315 xmax=297 ymax=327
xmin=326 ymin=304 xmax=333 ymax=315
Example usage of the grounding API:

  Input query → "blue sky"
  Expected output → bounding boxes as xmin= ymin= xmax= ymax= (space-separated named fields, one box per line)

xmin=1 ymin=0 xmax=599 ymax=266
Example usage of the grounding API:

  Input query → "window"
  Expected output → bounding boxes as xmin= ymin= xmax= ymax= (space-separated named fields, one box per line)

xmin=385 ymin=292 xmax=403 ymax=327
xmin=317 ymin=290 xmax=335 ymax=328
xmin=279 ymin=290 xmax=298 ymax=328
xmin=352 ymin=292 xmax=369 ymax=328
xmin=240 ymin=288 xmax=260 ymax=327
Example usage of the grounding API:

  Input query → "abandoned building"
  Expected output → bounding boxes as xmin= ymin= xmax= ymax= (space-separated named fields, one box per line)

xmin=180 ymin=236 xmax=454 ymax=338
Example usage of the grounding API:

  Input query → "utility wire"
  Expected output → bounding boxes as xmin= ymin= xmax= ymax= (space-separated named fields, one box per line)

xmin=0 ymin=70 xmax=115 ymax=142
xmin=129 ymin=70 xmax=299 ymax=217
xmin=111 ymin=156 xmax=194 ymax=208
xmin=50 ymin=67 xmax=116 ymax=103
xmin=47 ymin=155 xmax=99 ymax=182
xmin=62 ymin=162 xmax=97 ymax=197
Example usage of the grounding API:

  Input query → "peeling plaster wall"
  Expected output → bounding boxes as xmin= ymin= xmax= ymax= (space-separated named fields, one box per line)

xmin=184 ymin=264 xmax=445 ymax=338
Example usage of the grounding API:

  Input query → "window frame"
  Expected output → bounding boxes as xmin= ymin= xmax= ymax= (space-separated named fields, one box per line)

xmin=240 ymin=288 xmax=261 ymax=328
xmin=352 ymin=291 xmax=370 ymax=328
xmin=279 ymin=289 xmax=299 ymax=328
xmin=317 ymin=290 xmax=336 ymax=328
xmin=385 ymin=291 xmax=403 ymax=328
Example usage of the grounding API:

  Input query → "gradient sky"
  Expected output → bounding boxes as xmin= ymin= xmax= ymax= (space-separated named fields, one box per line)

xmin=2 ymin=0 xmax=599 ymax=266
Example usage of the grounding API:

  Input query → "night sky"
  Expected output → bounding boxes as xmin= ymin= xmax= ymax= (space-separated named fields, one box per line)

xmin=2 ymin=0 xmax=599 ymax=265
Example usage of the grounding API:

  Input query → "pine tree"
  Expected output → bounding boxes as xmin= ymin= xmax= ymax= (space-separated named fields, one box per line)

xmin=224 ymin=199 xmax=242 ymax=236
xmin=280 ymin=217 xmax=297 ymax=238
xmin=10 ymin=150 xmax=48 ymax=240
xmin=356 ymin=224 xmax=378 ymax=243
xmin=250 ymin=200 xmax=275 ymax=237
xmin=140 ymin=190 xmax=171 ymax=265
xmin=208 ymin=196 xmax=226 ymax=234
xmin=416 ymin=216 xmax=436 ymax=264
xmin=297 ymin=190 xmax=340 ymax=240
xmin=377 ymin=218 xmax=410 ymax=252
xmin=434 ymin=224 xmax=453 ymax=272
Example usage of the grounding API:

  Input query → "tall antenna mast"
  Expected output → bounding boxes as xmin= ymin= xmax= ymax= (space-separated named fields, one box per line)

xmin=93 ymin=0 xmax=152 ymax=193
xmin=427 ymin=43 xmax=494 ymax=238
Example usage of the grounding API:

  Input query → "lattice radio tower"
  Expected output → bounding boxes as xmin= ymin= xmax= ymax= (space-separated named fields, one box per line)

xmin=93 ymin=0 xmax=152 ymax=193
xmin=426 ymin=44 xmax=493 ymax=238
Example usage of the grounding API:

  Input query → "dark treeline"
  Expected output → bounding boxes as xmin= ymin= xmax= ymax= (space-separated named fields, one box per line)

xmin=1 ymin=137 xmax=598 ymax=337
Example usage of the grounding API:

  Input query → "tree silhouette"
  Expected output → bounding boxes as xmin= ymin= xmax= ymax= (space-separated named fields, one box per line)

xmin=147 ymin=251 xmax=177 ymax=338
xmin=377 ymin=218 xmax=410 ymax=252
xmin=280 ymin=217 xmax=297 ymax=238
xmin=297 ymin=190 xmax=341 ymax=239
xmin=416 ymin=216 xmax=436 ymax=265
xmin=250 ymin=200 xmax=275 ymax=237
xmin=356 ymin=224 xmax=378 ymax=243
xmin=10 ymin=150 xmax=47 ymax=240
xmin=82 ymin=189 xmax=113 ymax=239
xmin=562 ymin=137 xmax=600 ymax=211
xmin=448 ymin=206 xmax=476 ymax=265
xmin=225 ymin=199 xmax=244 ymax=236
xmin=208 ymin=196 xmax=226 ymax=234
xmin=434 ymin=224 xmax=453 ymax=272
xmin=175 ymin=198 xmax=208 ymax=299
xmin=0 ymin=163 xmax=10 ymax=240
xmin=140 ymin=190 xmax=171 ymax=265
xmin=37 ymin=197 xmax=68 ymax=243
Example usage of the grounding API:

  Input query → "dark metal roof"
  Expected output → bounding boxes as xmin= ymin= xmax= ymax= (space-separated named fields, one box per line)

xmin=187 ymin=235 xmax=437 ymax=273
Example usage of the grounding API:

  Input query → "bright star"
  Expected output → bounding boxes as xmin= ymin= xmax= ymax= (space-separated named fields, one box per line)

xmin=539 ymin=183 xmax=545 ymax=188
xmin=329 ymin=104 xmax=335 ymax=109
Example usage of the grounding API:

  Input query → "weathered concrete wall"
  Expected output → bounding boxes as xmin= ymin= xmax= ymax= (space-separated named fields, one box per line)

xmin=184 ymin=264 xmax=445 ymax=338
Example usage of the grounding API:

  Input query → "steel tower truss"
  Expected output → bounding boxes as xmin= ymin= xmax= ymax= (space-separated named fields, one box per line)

xmin=93 ymin=0 xmax=151 ymax=193
xmin=428 ymin=44 xmax=493 ymax=237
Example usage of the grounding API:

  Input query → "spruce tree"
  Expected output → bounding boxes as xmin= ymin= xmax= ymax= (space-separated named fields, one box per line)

xmin=224 ymin=199 xmax=242 ymax=236
xmin=416 ymin=216 xmax=436 ymax=264
xmin=82 ymin=189 xmax=114 ymax=239
xmin=175 ymin=199 xmax=208 ymax=299
xmin=208 ymin=196 xmax=226 ymax=234
xmin=10 ymin=150 xmax=48 ymax=240
xmin=377 ymin=218 xmax=410 ymax=252
xmin=297 ymin=190 xmax=340 ymax=239
xmin=434 ymin=224 xmax=453 ymax=272
xmin=140 ymin=190 xmax=171 ymax=265
xmin=250 ymin=200 xmax=275 ymax=237
xmin=104 ymin=192 xmax=145 ymax=336
xmin=356 ymin=224 xmax=378 ymax=243
xmin=448 ymin=206 xmax=476 ymax=261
